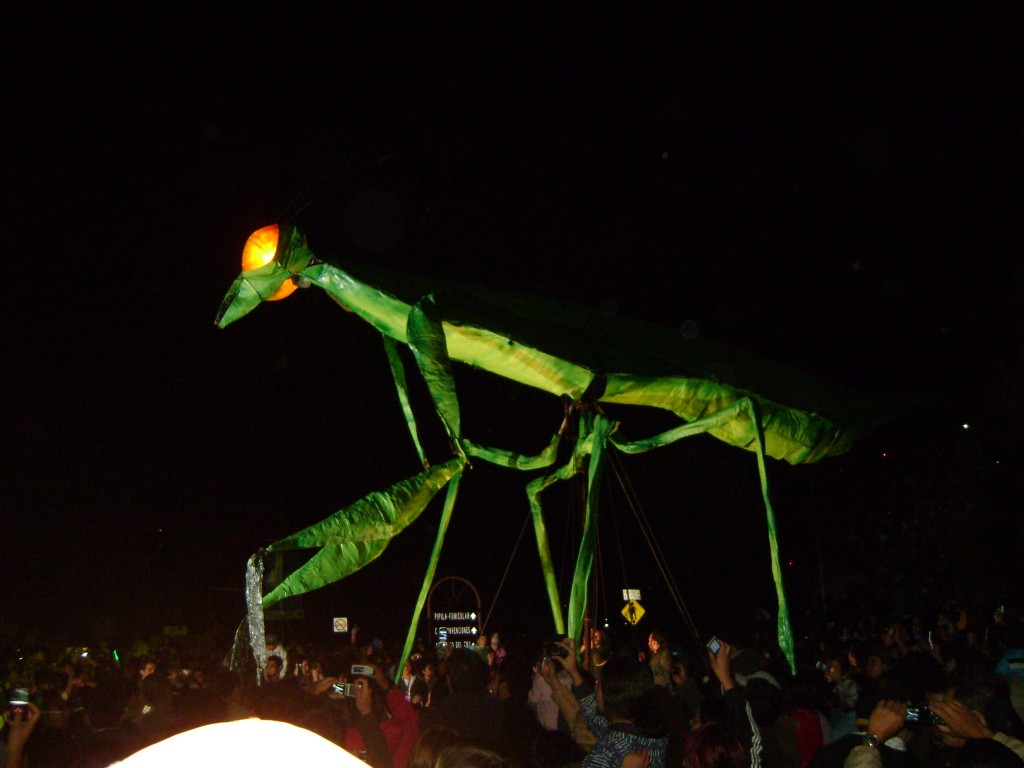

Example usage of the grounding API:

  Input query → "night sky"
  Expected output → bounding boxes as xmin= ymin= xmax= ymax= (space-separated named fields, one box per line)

xmin=5 ymin=7 xmax=1021 ymax=649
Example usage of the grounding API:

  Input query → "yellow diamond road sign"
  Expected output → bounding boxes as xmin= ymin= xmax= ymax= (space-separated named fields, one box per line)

xmin=622 ymin=600 xmax=645 ymax=625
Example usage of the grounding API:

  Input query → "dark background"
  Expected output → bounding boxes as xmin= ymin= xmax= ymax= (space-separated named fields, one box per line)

xmin=4 ymin=7 xmax=1021 ymax=653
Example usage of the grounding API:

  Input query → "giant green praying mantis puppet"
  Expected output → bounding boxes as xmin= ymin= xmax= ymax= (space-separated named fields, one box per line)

xmin=217 ymin=223 xmax=892 ymax=679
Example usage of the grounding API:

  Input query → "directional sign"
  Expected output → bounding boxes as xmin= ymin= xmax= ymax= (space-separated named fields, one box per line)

xmin=332 ymin=617 xmax=349 ymax=633
xmin=622 ymin=600 xmax=645 ymax=625
xmin=433 ymin=611 xmax=479 ymax=649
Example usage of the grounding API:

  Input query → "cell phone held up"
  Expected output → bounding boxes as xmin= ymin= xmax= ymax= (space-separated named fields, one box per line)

xmin=7 ymin=687 xmax=31 ymax=719
xmin=8 ymin=687 xmax=30 ymax=707
xmin=705 ymin=636 xmax=722 ymax=656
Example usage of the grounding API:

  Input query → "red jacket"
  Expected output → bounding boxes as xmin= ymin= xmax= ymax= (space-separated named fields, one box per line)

xmin=346 ymin=687 xmax=419 ymax=768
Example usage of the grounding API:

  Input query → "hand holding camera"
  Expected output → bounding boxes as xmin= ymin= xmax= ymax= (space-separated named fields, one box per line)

xmin=706 ymin=637 xmax=734 ymax=690
xmin=4 ymin=701 xmax=41 ymax=749
xmin=929 ymin=699 xmax=994 ymax=741
xmin=865 ymin=699 xmax=907 ymax=744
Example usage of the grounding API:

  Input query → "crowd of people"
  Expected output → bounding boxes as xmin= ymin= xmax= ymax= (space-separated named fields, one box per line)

xmin=2 ymin=602 xmax=1023 ymax=768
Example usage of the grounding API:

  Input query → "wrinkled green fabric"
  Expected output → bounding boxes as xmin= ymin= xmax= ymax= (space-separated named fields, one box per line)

xmin=217 ymin=224 xmax=897 ymax=672
xmin=382 ymin=335 xmax=428 ymax=467
xmin=566 ymin=414 xmax=615 ymax=646
xmin=526 ymin=455 xmax=581 ymax=635
xmin=262 ymin=458 xmax=465 ymax=606
xmin=748 ymin=400 xmax=796 ymax=674
xmin=217 ymin=226 xmax=894 ymax=464
xmin=464 ymin=432 xmax=562 ymax=470
xmin=408 ymin=296 xmax=464 ymax=456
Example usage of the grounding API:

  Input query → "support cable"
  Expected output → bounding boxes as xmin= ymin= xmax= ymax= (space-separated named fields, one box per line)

xmin=484 ymin=507 xmax=532 ymax=632
xmin=607 ymin=451 xmax=701 ymax=643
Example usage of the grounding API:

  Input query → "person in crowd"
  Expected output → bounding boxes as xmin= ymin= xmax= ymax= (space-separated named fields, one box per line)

xmin=345 ymin=662 xmax=419 ymax=768
xmin=485 ymin=649 xmax=503 ymax=698
xmin=648 ymin=632 xmax=672 ymax=688
xmin=476 ymin=634 xmax=491 ymax=662
xmin=538 ymin=653 xmax=598 ymax=751
xmin=784 ymin=670 xmax=833 ymax=768
xmin=490 ymin=634 xmax=507 ymax=667
xmin=263 ymin=654 xmax=286 ymax=685
xmin=837 ymin=699 xmax=916 ymax=768
xmin=73 ymin=674 xmax=140 ymax=767
xmin=929 ymin=678 xmax=1024 ymax=760
xmin=342 ymin=674 xmax=397 ymax=768
xmin=422 ymin=660 xmax=440 ymax=708
xmin=501 ymin=654 xmax=585 ymax=767
xmin=668 ymin=648 xmax=704 ymax=722
xmin=419 ymin=648 xmax=504 ymax=749
xmin=582 ymin=624 xmax=611 ymax=678
xmin=24 ymin=689 xmax=75 ymax=767
xmin=436 ymin=743 xmax=509 ymax=768
xmin=409 ymin=725 xmax=463 ymax=768
xmin=530 ymin=638 xmax=576 ymax=731
xmin=703 ymin=638 xmax=767 ymax=768
xmin=265 ymin=633 xmax=289 ymax=678
xmin=551 ymin=636 xmax=668 ymax=768
xmin=134 ymin=672 xmax=179 ymax=748
xmin=398 ymin=655 xmax=429 ymax=708
xmin=823 ymin=653 xmax=861 ymax=740
xmin=684 ymin=723 xmax=747 ymax=768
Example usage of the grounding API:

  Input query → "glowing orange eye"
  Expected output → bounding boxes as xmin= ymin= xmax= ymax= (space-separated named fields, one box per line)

xmin=241 ymin=224 xmax=297 ymax=301
xmin=241 ymin=225 xmax=280 ymax=271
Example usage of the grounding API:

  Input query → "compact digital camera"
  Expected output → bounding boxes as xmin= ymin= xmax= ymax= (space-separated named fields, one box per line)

xmin=330 ymin=682 xmax=356 ymax=698
xmin=906 ymin=706 xmax=945 ymax=725
xmin=544 ymin=637 xmax=568 ymax=659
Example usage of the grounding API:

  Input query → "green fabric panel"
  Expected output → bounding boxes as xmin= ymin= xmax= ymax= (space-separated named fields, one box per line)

xmin=525 ymin=427 xmax=599 ymax=635
xmin=464 ymin=432 xmax=561 ymax=470
xmin=567 ymin=414 xmax=615 ymax=647
xmin=296 ymin=263 xmax=595 ymax=400
xmin=527 ymin=469 xmax=571 ymax=636
xmin=262 ymin=458 xmax=465 ymax=606
xmin=603 ymin=374 xmax=849 ymax=464
xmin=396 ymin=472 xmax=463 ymax=684
xmin=262 ymin=540 xmax=387 ymax=608
xmin=304 ymin=250 xmax=900 ymax=437
xmin=748 ymin=400 xmax=797 ymax=674
xmin=408 ymin=296 xmax=463 ymax=450
xmin=382 ymin=334 xmax=428 ymax=467
xmin=218 ymin=232 xmax=904 ymax=463
xmin=609 ymin=399 xmax=751 ymax=454
xmin=215 ymin=270 xmax=287 ymax=327
xmin=214 ymin=226 xmax=313 ymax=327
xmin=268 ymin=458 xmax=464 ymax=549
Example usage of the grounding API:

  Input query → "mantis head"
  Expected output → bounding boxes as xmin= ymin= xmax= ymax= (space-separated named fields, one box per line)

xmin=215 ymin=224 xmax=315 ymax=328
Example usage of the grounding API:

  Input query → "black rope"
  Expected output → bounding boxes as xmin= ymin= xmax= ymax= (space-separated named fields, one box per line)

xmin=607 ymin=451 xmax=702 ymax=643
xmin=484 ymin=508 xmax=532 ymax=632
